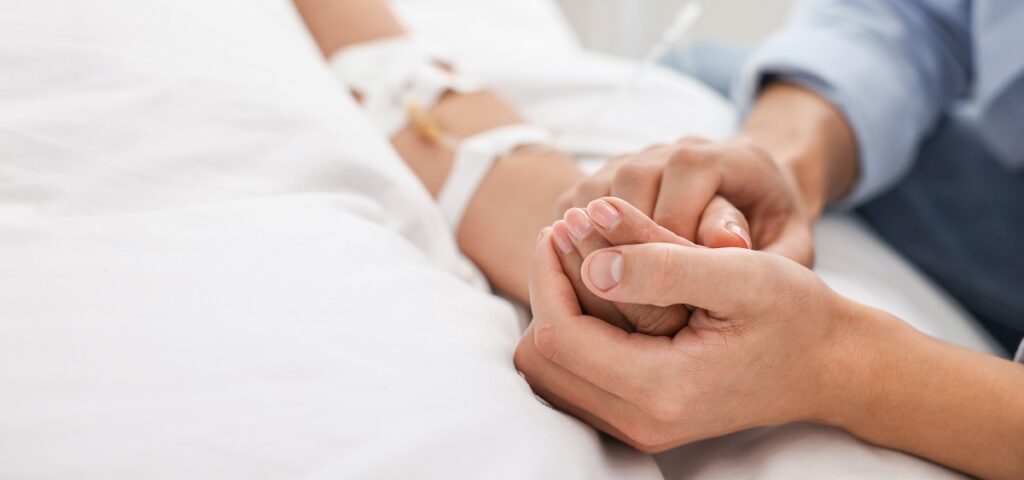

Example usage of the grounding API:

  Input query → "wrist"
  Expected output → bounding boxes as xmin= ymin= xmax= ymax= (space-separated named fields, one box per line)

xmin=739 ymin=81 xmax=859 ymax=219
xmin=773 ymin=145 xmax=829 ymax=221
xmin=808 ymin=297 xmax=915 ymax=432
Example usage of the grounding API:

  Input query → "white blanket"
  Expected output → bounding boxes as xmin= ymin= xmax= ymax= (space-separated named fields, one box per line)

xmin=0 ymin=1 xmax=655 ymax=478
xmin=0 ymin=0 xmax=997 ymax=478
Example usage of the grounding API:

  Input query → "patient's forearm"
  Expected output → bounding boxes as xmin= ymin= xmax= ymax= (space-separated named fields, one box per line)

xmin=826 ymin=304 xmax=1024 ymax=479
xmin=293 ymin=0 xmax=404 ymax=52
xmin=292 ymin=0 xmax=582 ymax=302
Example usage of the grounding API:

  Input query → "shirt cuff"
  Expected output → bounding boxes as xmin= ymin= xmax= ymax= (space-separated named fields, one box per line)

xmin=1015 ymin=340 xmax=1024 ymax=364
xmin=732 ymin=29 xmax=924 ymax=209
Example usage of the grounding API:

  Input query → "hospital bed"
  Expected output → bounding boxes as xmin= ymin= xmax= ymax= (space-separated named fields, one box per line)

xmin=0 ymin=0 xmax=999 ymax=478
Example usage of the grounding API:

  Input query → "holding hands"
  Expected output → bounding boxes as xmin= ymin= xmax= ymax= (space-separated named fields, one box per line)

xmin=517 ymin=120 xmax=1024 ymax=480
xmin=516 ymin=197 xmax=859 ymax=451
xmin=558 ymin=137 xmax=815 ymax=266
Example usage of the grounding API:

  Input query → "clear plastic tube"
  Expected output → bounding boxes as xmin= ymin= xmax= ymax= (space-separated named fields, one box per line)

xmin=556 ymin=1 xmax=703 ymax=149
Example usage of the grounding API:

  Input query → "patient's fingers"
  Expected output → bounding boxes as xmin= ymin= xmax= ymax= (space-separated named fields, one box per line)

xmin=696 ymin=196 xmax=752 ymax=249
xmin=530 ymin=227 xmax=583 ymax=318
xmin=529 ymin=229 xmax=686 ymax=420
xmin=585 ymin=197 xmax=693 ymax=247
xmin=564 ymin=206 xmax=688 ymax=336
xmin=563 ymin=208 xmax=614 ymax=260
xmin=551 ymin=221 xmax=631 ymax=331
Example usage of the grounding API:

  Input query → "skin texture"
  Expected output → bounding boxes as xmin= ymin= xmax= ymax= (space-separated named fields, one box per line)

xmin=290 ymin=0 xmax=750 ymax=305
xmin=295 ymin=2 xmax=1024 ymax=477
xmin=517 ymin=199 xmax=1024 ymax=479
xmin=741 ymin=82 xmax=860 ymax=218
xmin=292 ymin=0 xmax=583 ymax=302
xmin=559 ymin=82 xmax=859 ymax=269
xmin=523 ymin=81 xmax=1024 ymax=478
xmin=559 ymin=136 xmax=811 ymax=266
xmin=550 ymin=199 xmax=697 ymax=336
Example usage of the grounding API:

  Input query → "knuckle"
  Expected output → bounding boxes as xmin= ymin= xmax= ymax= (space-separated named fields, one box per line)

xmin=733 ymin=253 xmax=780 ymax=312
xmin=531 ymin=322 xmax=560 ymax=362
xmin=650 ymin=246 xmax=687 ymax=307
xmin=623 ymin=420 xmax=670 ymax=452
xmin=731 ymin=138 xmax=775 ymax=168
xmin=729 ymin=135 xmax=759 ymax=151
xmin=512 ymin=338 xmax=534 ymax=374
xmin=674 ymin=135 xmax=711 ymax=146
xmin=607 ymin=154 xmax=632 ymax=166
xmin=614 ymin=162 xmax=656 ymax=186
xmin=554 ymin=191 xmax=574 ymax=216
xmin=575 ymin=179 xmax=607 ymax=205
xmin=734 ymin=136 xmax=770 ymax=157
xmin=653 ymin=210 xmax=686 ymax=236
xmin=630 ymin=380 xmax=687 ymax=422
xmin=646 ymin=394 xmax=686 ymax=422
xmin=667 ymin=147 xmax=712 ymax=173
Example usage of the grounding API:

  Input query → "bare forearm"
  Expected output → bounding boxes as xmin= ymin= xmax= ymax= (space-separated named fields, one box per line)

xmin=292 ymin=0 xmax=581 ymax=302
xmin=825 ymin=302 xmax=1024 ymax=479
xmin=739 ymin=82 xmax=859 ymax=218
xmin=293 ymin=0 xmax=403 ymax=53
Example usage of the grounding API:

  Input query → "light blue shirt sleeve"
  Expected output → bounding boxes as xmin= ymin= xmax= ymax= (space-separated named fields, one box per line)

xmin=733 ymin=0 xmax=973 ymax=207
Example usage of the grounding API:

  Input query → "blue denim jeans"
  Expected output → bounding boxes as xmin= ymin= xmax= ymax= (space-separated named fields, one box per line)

xmin=661 ymin=43 xmax=1024 ymax=353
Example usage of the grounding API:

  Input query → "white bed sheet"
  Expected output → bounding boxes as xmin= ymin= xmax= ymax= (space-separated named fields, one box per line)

xmin=0 ymin=0 xmax=999 ymax=479
xmin=392 ymin=0 xmax=1001 ymax=356
xmin=0 ymin=1 xmax=657 ymax=478
xmin=395 ymin=1 xmax=1000 ymax=478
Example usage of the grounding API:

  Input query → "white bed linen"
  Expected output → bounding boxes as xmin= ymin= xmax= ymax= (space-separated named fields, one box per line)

xmin=394 ymin=1 xmax=1000 ymax=478
xmin=0 ymin=1 xmax=658 ymax=478
xmin=391 ymin=0 xmax=1002 ymax=356
xmin=0 ymin=0 xmax=1000 ymax=479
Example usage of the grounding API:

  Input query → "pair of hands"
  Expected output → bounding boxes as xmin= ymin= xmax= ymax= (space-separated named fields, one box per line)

xmin=514 ymin=138 xmax=850 ymax=451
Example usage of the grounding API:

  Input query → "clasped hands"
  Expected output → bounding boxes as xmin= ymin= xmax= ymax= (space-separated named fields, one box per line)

xmin=515 ymin=137 xmax=857 ymax=451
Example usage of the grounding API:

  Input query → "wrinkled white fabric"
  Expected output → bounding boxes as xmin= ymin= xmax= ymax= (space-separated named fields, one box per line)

xmin=0 ymin=1 xmax=656 ymax=478
xmin=0 ymin=0 xmax=1001 ymax=478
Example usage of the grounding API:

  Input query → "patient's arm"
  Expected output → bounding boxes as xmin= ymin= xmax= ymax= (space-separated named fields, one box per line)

xmin=293 ymin=0 xmax=583 ymax=303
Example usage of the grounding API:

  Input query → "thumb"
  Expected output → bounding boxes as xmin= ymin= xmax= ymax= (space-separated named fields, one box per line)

xmin=581 ymin=243 xmax=762 ymax=312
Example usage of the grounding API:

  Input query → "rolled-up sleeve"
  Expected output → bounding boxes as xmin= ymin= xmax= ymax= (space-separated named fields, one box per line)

xmin=733 ymin=0 xmax=973 ymax=207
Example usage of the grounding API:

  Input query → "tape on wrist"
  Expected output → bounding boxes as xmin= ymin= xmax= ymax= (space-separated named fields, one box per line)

xmin=438 ymin=124 xmax=552 ymax=232
xmin=328 ymin=36 xmax=481 ymax=137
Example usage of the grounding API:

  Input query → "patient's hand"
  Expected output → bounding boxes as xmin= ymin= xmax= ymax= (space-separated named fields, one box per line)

xmin=557 ymin=137 xmax=813 ymax=267
xmin=550 ymin=197 xmax=700 ymax=335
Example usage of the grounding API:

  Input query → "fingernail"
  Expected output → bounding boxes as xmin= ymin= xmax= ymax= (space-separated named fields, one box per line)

xmin=587 ymin=200 xmax=621 ymax=230
xmin=552 ymin=223 xmax=575 ymax=254
xmin=564 ymin=208 xmax=592 ymax=240
xmin=588 ymin=251 xmax=622 ymax=291
xmin=725 ymin=222 xmax=752 ymax=249
xmin=536 ymin=227 xmax=547 ymax=245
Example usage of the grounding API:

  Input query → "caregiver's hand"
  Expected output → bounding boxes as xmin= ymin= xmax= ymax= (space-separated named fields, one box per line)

xmin=516 ymin=202 xmax=852 ymax=451
xmin=559 ymin=137 xmax=814 ymax=266
xmin=518 ymin=202 xmax=1024 ymax=480
xmin=549 ymin=198 xmax=701 ymax=336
